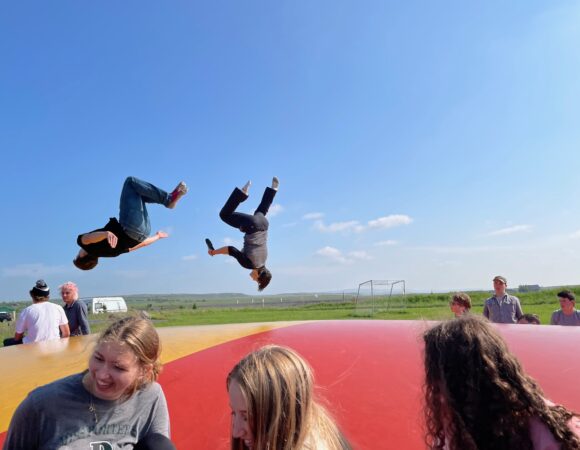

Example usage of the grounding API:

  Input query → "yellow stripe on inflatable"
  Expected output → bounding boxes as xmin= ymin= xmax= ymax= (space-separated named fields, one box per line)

xmin=0 ymin=321 xmax=301 ymax=433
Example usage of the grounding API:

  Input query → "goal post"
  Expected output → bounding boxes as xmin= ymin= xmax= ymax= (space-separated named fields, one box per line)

xmin=354 ymin=279 xmax=406 ymax=316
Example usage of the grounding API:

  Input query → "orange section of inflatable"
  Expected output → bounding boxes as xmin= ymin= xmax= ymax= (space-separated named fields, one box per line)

xmin=1 ymin=320 xmax=580 ymax=449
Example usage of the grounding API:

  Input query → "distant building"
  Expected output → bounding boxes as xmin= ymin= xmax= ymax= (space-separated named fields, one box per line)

xmin=518 ymin=284 xmax=541 ymax=293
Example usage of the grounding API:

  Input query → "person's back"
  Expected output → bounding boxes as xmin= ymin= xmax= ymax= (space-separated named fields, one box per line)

xmin=18 ymin=301 xmax=68 ymax=343
xmin=13 ymin=280 xmax=69 ymax=345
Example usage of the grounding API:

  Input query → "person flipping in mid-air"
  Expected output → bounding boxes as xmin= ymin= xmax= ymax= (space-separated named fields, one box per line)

xmin=73 ymin=176 xmax=188 ymax=270
xmin=207 ymin=177 xmax=279 ymax=291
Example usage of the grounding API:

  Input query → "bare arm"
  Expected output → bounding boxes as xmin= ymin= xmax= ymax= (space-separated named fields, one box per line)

xmin=208 ymin=246 xmax=230 ymax=256
xmin=60 ymin=323 xmax=70 ymax=338
xmin=80 ymin=231 xmax=118 ymax=248
xmin=129 ymin=231 xmax=168 ymax=252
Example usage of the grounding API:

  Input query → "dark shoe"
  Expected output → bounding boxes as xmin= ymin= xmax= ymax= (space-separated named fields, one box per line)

xmin=205 ymin=238 xmax=215 ymax=251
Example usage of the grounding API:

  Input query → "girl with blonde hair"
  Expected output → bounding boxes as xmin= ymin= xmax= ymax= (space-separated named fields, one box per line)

xmin=227 ymin=345 xmax=352 ymax=450
xmin=423 ymin=315 xmax=580 ymax=450
xmin=4 ymin=316 xmax=175 ymax=449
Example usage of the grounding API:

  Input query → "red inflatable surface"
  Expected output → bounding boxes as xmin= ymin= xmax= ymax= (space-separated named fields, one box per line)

xmin=1 ymin=320 xmax=579 ymax=449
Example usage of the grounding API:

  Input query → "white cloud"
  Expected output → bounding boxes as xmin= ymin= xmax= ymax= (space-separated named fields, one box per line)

xmin=314 ymin=247 xmax=371 ymax=263
xmin=375 ymin=240 xmax=398 ymax=247
xmin=487 ymin=225 xmax=532 ymax=236
xmin=303 ymin=212 xmax=324 ymax=220
xmin=312 ymin=214 xmax=412 ymax=234
xmin=315 ymin=246 xmax=350 ymax=264
xmin=182 ymin=254 xmax=198 ymax=261
xmin=282 ymin=222 xmax=297 ymax=228
xmin=348 ymin=251 xmax=372 ymax=260
xmin=268 ymin=203 xmax=284 ymax=217
xmin=2 ymin=263 xmax=70 ymax=277
xmin=367 ymin=215 xmax=413 ymax=229
xmin=569 ymin=230 xmax=580 ymax=239
xmin=314 ymin=220 xmax=364 ymax=233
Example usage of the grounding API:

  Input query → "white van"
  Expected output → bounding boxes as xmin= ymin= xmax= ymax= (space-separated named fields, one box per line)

xmin=80 ymin=297 xmax=128 ymax=314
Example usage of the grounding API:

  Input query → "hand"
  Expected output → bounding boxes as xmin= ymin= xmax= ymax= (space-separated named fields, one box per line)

xmin=156 ymin=231 xmax=169 ymax=239
xmin=107 ymin=232 xmax=118 ymax=248
xmin=208 ymin=250 xmax=215 ymax=256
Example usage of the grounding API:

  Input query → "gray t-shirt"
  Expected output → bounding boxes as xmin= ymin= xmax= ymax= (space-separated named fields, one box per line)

xmin=243 ymin=230 xmax=268 ymax=268
xmin=483 ymin=294 xmax=523 ymax=324
xmin=3 ymin=373 xmax=169 ymax=449
xmin=550 ymin=309 xmax=580 ymax=326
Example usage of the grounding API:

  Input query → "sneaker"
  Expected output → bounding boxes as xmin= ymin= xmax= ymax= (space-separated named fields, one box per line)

xmin=167 ymin=182 xmax=188 ymax=209
xmin=271 ymin=176 xmax=279 ymax=191
xmin=242 ymin=180 xmax=251 ymax=195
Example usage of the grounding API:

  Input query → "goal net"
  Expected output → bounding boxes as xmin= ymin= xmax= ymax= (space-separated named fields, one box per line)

xmin=354 ymin=279 xmax=406 ymax=316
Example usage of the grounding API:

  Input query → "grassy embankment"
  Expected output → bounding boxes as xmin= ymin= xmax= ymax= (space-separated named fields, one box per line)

xmin=0 ymin=287 xmax=572 ymax=344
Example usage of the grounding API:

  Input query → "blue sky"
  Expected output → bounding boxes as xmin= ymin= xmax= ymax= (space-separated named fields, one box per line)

xmin=1 ymin=1 xmax=580 ymax=301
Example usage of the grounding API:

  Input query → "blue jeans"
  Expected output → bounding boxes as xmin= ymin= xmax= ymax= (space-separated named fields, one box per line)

xmin=119 ymin=177 xmax=170 ymax=242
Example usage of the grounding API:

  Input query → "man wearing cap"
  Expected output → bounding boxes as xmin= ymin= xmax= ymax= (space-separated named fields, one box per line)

xmin=3 ymin=280 xmax=70 ymax=346
xmin=550 ymin=290 xmax=580 ymax=326
xmin=483 ymin=275 xmax=524 ymax=324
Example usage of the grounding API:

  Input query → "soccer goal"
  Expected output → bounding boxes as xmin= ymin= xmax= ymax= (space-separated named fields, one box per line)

xmin=354 ymin=279 xmax=406 ymax=316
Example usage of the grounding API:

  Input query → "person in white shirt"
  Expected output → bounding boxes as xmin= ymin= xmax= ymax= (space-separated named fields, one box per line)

xmin=5 ymin=280 xmax=69 ymax=345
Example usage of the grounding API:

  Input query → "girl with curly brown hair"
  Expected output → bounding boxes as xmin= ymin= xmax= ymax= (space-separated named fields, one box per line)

xmin=423 ymin=315 xmax=580 ymax=450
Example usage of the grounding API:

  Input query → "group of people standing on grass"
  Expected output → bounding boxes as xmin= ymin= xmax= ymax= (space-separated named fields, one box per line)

xmin=449 ymin=275 xmax=580 ymax=326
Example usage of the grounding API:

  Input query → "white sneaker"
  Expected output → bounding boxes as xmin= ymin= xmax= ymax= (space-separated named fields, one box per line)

xmin=242 ymin=180 xmax=252 ymax=195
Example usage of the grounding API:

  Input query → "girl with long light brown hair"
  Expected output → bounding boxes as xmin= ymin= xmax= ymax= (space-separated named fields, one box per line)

xmin=227 ymin=345 xmax=352 ymax=450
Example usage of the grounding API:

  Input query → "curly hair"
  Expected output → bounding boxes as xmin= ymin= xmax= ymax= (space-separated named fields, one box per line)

xmin=423 ymin=315 xmax=580 ymax=450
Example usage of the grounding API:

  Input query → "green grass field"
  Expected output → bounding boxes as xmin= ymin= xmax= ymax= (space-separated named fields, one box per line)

xmin=0 ymin=287 xmax=574 ymax=345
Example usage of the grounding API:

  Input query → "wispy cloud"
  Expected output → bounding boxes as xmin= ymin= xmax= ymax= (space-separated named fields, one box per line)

xmin=314 ymin=247 xmax=372 ymax=264
xmin=303 ymin=212 xmax=324 ymax=220
xmin=268 ymin=203 xmax=284 ymax=217
xmin=2 ymin=263 xmax=70 ymax=277
xmin=182 ymin=254 xmax=198 ymax=261
xmin=367 ymin=215 xmax=413 ymax=229
xmin=375 ymin=240 xmax=398 ymax=247
xmin=314 ymin=220 xmax=364 ymax=233
xmin=415 ymin=245 xmax=503 ymax=254
xmin=315 ymin=246 xmax=350 ymax=264
xmin=487 ymin=225 xmax=532 ymax=236
xmin=569 ymin=230 xmax=580 ymax=239
xmin=348 ymin=251 xmax=372 ymax=260
xmin=313 ymin=214 xmax=412 ymax=234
